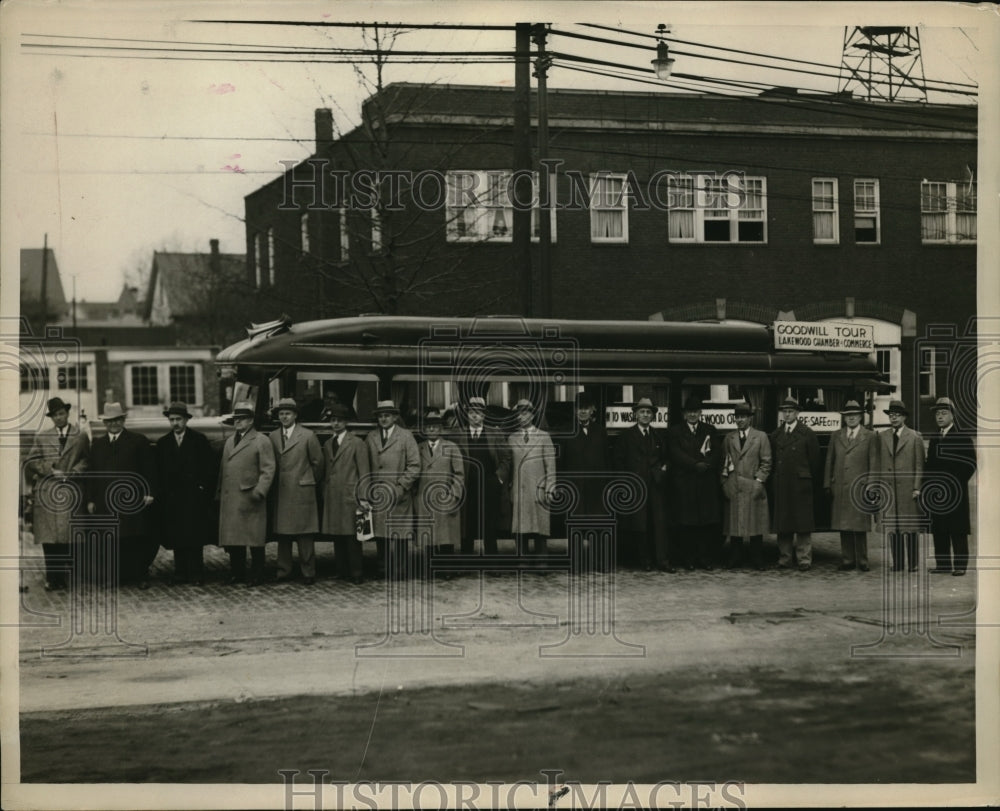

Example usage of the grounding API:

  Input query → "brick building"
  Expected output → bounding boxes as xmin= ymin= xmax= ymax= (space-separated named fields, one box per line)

xmin=243 ymin=83 xmax=977 ymax=430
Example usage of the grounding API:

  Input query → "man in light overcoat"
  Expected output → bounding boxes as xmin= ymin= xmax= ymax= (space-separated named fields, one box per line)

xmin=269 ymin=398 xmax=324 ymax=584
xmin=509 ymin=399 xmax=556 ymax=565
xmin=823 ymin=399 xmax=877 ymax=572
xmin=770 ymin=397 xmax=821 ymax=571
xmin=321 ymin=403 xmax=371 ymax=584
xmin=415 ymin=409 xmax=465 ymax=560
xmin=365 ymin=399 xmax=420 ymax=578
xmin=25 ymin=397 xmax=90 ymax=590
xmin=873 ymin=400 xmax=925 ymax=572
xmin=924 ymin=396 xmax=975 ymax=575
xmin=217 ymin=401 xmax=275 ymax=585
xmin=720 ymin=402 xmax=771 ymax=570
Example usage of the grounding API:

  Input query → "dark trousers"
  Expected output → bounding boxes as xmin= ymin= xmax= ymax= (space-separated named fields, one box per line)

xmin=333 ymin=534 xmax=364 ymax=579
xmin=727 ymin=535 xmax=764 ymax=568
xmin=226 ymin=546 xmax=265 ymax=581
xmin=932 ymin=531 xmax=969 ymax=573
xmin=515 ymin=533 xmax=548 ymax=565
xmin=839 ymin=531 xmax=869 ymax=568
xmin=675 ymin=524 xmax=719 ymax=569
xmin=42 ymin=542 xmax=71 ymax=587
xmin=173 ymin=546 xmax=205 ymax=582
xmin=889 ymin=532 xmax=919 ymax=571
xmin=120 ymin=535 xmax=159 ymax=583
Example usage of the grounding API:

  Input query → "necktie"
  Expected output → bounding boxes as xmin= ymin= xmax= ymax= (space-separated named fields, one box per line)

xmin=234 ymin=432 xmax=242 ymax=446
xmin=430 ymin=441 xmax=438 ymax=455
xmin=472 ymin=429 xmax=480 ymax=441
xmin=523 ymin=430 xmax=530 ymax=443
xmin=176 ymin=433 xmax=183 ymax=446
xmin=739 ymin=431 xmax=746 ymax=449
xmin=59 ymin=430 xmax=67 ymax=450
xmin=381 ymin=430 xmax=388 ymax=447
xmin=335 ymin=432 xmax=343 ymax=450
xmin=281 ymin=430 xmax=287 ymax=448
xmin=787 ymin=425 xmax=793 ymax=435
xmin=892 ymin=431 xmax=899 ymax=454
xmin=582 ymin=426 xmax=588 ymax=436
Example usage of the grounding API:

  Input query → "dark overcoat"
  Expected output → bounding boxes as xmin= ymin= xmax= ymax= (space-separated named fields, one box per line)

xmin=923 ymin=428 xmax=974 ymax=534
xmin=613 ymin=424 xmax=668 ymax=533
xmin=26 ymin=424 xmax=90 ymax=545
xmin=321 ymin=432 xmax=371 ymax=537
xmin=769 ymin=422 xmax=821 ymax=533
xmin=451 ymin=424 xmax=512 ymax=537
xmin=87 ymin=428 xmax=157 ymax=538
xmin=559 ymin=423 xmax=610 ymax=516
xmin=155 ymin=428 xmax=217 ymax=549
xmin=666 ymin=421 xmax=724 ymax=526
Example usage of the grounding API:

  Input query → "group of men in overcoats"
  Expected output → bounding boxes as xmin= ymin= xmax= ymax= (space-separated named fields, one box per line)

xmin=26 ymin=388 xmax=976 ymax=588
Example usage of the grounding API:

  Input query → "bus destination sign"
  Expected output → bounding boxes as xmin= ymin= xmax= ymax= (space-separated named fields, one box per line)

xmin=773 ymin=321 xmax=875 ymax=353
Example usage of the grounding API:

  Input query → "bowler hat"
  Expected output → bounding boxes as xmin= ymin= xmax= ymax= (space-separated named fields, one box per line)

xmin=682 ymin=396 xmax=703 ymax=412
xmin=733 ymin=402 xmax=755 ymax=416
xmin=779 ymin=397 xmax=801 ymax=411
xmin=272 ymin=397 xmax=299 ymax=415
xmin=46 ymin=397 xmax=72 ymax=417
xmin=883 ymin=400 xmax=909 ymax=416
xmin=464 ymin=396 xmax=487 ymax=412
xmin=323 ymin=403 xmax=350 ymax=420
xmin=163 ymin=401 xmax=193 ymax=419
xmin=99 ymin=402 xmax=127 ymax=420
xmin=931 ymin=397 xmax=954 ymax=413
xmin=839 ymin=400 xmax=864 ymax=416
xmin=372 ymin=399 xmax=400 ymax=416
xmin=632 ymin=397 xmax=658 ymax=413
xmin=575 ymin=392 xmax=595 ymax=409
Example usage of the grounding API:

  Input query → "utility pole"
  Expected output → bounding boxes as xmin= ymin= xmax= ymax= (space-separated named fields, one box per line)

xmin=532 ymin=24 xmax=553 ymax=318
xmin=39 ymin=233 xmax=49 ymax=327
xmin=513 ymin=23 xmax=533 ymax=316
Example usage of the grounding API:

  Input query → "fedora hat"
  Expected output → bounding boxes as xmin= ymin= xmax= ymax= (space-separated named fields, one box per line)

xmin=931 ymin=397 xmax=955 ymax=413
xmin=464 ymin=396 xmax=488 ymax=412
xmin=778 ymin=397 xmax=801 ymax=411
xmin=422 ymin=408 xmax=445 ymax=426
xmin=99 ymin=402 xmax=127 ymax=420
xmin=163 ymin=401 xmax=193 ymax=419
xmin=574 ymin=391 xmax=596 ymax=409
xmin=271 ymin=397 xmax=299 ymax=415
xmin=632 ymin=397 xmax=658 ymax=413
xmin=46 ymin=397 xmax=72 ymax=417
xmin=372 ymin=399 xmax=400 ymax=416
xmin=839 ymin=399 xmax=865 ymax=416
xmin=883 ymin=400 xmax=909 ymax=416
xmin=513 ymin=398 xmax=536 ymax=412
xmin=733 ymin=402 xmax=755 ymax=417
xmin=682 ymin=396 xmax=703 ymax=412
xmin=323 ymin=403 xmax=351 ymax=420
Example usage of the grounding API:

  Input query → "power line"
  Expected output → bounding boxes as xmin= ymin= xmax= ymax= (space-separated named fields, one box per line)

xmin=188 ymin=20 xmax=517 ymax=30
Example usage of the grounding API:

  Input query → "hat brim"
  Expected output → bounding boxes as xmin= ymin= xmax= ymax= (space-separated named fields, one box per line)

xmin=163 ymin=410 xmax=193 ymax=419
xmin=373 ymin=408 xmax=400 ymax=415
xmin=883 ymin=409 xmax=908 ymax=416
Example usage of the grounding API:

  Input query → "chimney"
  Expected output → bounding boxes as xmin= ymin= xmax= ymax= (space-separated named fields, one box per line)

xmin=209 ymin=238 xmax=221 ymax=276
xmin=315 ymin=108 xmax=334 ymax=154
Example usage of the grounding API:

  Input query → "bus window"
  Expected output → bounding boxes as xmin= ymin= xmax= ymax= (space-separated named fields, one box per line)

xmin=231 ymin=381 xmax=257 ymax=411
xmin=294 ymin=373 xmax=379 ymax=422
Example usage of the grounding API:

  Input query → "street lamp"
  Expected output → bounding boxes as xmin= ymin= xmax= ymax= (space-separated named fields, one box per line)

xmin=651 ymin=24 xmax=675 ymax=79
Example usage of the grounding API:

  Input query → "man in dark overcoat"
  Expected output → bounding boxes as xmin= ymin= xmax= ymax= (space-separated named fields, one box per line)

xmin=558 ymin=392 xmax=612 ymax=569
xmin=86 ymin=402 xmax=157 ymax=587
xmin=155 ymin=402 xmax=216 ymax=585
xmin=770 ymin=397 xmax=821 ymax=571
xmin=613 ymin=397 xmax=672 ymax=571
xmin=25 ymin=397 xmax=90 ymax=590
xmin=451 ymin=396 xmax=511 ymax=558
xmin=666 ymin=397 xmax=724 ymax=570
xmin=924 ymin=396 xmax=976 ymax=576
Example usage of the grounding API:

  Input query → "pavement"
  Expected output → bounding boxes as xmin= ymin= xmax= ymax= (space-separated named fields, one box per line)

xmin=16 ymin=530 xmax=979 ymax=715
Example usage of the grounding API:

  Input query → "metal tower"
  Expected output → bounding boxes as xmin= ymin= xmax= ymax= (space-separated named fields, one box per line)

xmin=838 ymin=27 xmax=928 ymax=102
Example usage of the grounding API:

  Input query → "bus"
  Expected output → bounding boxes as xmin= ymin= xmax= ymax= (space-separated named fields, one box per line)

xmin=215 ymin=314 xmax=890 ymax=436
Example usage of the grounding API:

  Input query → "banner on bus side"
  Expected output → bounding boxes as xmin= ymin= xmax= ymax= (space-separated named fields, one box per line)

xmin=604 ymin=406 xmax=843 ymax=432
xmin=773 ymin=320 xmax=875 ymax=352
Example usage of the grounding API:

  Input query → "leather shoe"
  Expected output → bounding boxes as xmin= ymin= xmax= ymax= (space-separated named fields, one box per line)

xmin=798 ymin=563 xmax=811 ymax=572
xmin=929 ymin=567 xmax=952 ymax=574
xmin=658 ymin=564 xmax=677 ymax=573
xmin=302 ymin=577 xmax=316 ymax=586
xmin=952 ymin=569 xmax=966 ymax=577
xmin=858 ymin=564 xmax=870 ymax=572
xmin=837 ymin=563 xmax=856 ymax=571
xmin=138 ymin=580 xmax=150 ymax=590
xmin=351 ymin=576 xmax=364 ymax=585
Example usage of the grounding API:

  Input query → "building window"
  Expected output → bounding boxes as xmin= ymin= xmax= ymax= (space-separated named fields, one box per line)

xmin=921 ymin=180 xmax=976 ymax=244
xmin=370 ymin=209 xmax=383 ymax=254
xmin=338 ymin=207 xmax=350 ymax=262
xmin=19 ymin=363 xmax=50 ymax=392
xmin=126 ymin=363 xmax=203 ymax=409
xmin=590 ymin=173 xmax=628 ymax=243
xmin=57 ymin=365 xmax=89 ymax=391
xmin=812 ymin=178 xmax=839 ymax=244
xmin=853 ymin=179 xmax=880 ymax=244
xmin=918 ymin=346 xmax=948 ymax=398
xmin=253 ymin=233 xmax=263 ymax=288
xmin=130 ymin=365 xmax=160 ymax=406
xmin=668 ymin=173 xmax=766 ymax=244
xmin=445 ymin=171 xmax=555 ymax=243
xmin=266 ymin=228 xmax=276 ymax=286
xmin=300 ymin=212 xmax=310 ymax=253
